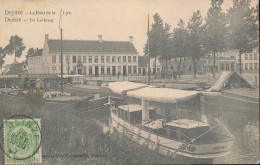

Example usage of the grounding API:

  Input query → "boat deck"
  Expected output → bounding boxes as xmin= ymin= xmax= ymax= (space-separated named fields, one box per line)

xmin=112 ymin=108 xmax=233 ymax=145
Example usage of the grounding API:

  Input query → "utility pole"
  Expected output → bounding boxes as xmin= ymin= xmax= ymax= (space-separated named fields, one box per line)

xmin=59 ymin=9 xmax=64 ymax=93
xmin=239 ymin=48 xmax=242 ymax=75
xmin=60 ymin=28 xmax=63 ymax=93
xmin=147 ymin=14 xmax=151 ymax=85
xmin=213 ymin=49 xmax=215 ymax=78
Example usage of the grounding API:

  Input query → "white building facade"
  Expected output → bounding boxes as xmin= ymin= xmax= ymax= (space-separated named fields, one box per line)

xmin=28 ymin=34 xmax=139 ymax=76
xmin=237 ymin=47 xmax=259 ymax=73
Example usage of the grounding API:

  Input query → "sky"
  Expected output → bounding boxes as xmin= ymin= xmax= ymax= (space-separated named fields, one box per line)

xmin=0 ymin=0 xmax=258 ymax=65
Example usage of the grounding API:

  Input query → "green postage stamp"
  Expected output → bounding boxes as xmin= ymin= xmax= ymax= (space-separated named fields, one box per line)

xmin=4 ymin=118 xmax=42 ymax=164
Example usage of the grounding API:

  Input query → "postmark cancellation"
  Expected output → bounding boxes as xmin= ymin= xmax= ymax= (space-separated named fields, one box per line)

xmin=3 ymin=118 xmax=42 ymax=164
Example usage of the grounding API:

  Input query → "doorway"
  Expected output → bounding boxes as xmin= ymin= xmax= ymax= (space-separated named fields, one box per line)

xmin=78 ymin=69 xmax=82 ymax=75
xmin=95 ymin=66 xmax=99 ymax=77
xmin=123 ymin=66 xmax=127 ymax=76
xmin=112 ymin=66 xmax=116 ymax=76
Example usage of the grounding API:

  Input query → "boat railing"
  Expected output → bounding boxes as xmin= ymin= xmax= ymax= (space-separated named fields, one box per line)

xmin=112 ymin=108 xmax=234 ymax=144
xmin=112 ymin=108 xmax=193 ymax=143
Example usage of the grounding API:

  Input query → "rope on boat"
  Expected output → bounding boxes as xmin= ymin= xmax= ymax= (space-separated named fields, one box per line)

xmin=57 ymin=99 xmax=83 ymax=110
xmin=192 ymin=121 xmax=234 ymax=142
xmin=115 ymin=110 xmax=194 ymax=143
xmin=111 ymin=99 xmax=234 ymax=151
xmin=192 ymin=123 xmax=221 ymax=142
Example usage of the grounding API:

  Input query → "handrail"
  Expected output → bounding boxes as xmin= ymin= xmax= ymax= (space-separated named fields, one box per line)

xmin=112 ymin=103 xmax=234 ymax=145
xmin=112 ymin=109 xmax=193 ymax=142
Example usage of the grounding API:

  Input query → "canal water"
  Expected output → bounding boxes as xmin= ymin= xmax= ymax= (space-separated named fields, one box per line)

xmin=101 ymin=95 xmax=259 ymax=164
xmin=204 ymin=95 xmax=259 ymax=164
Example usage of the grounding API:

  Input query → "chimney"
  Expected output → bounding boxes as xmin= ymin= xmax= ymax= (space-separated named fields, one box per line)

xmin=98 ymin=35 xmax=102 ymax=43
xmin=45 ymin=34 xmax=49 ymax=41
xmin=129 ymin=36 xmax=133 ymax=44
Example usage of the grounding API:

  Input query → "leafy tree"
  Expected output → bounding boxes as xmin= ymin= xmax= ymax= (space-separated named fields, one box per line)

xmin=144 ymin=13 xmax=169 ymax=75
xmin=226 ymin=0 xmax=258 ymax=74
xmin=255 ymin=3 xmax=259 ymax=24
xmin=4 ymin=35 xmax=26 ymax=62
xmin=254 ymin=3 xmax=259 ymax=43
xmin=159 ymin=23 xmax=172 ymax=70
xmin=204 ymin=0 xmax=226 ymax=78
xmin=171 ymin=19 xmax=190 ymax=78
xmin=187 ymin=10 xmax=207 ymax=78
xmin=25 ymin=48 xmax=35 ymax=64
xmin=0 ymin=47 xmax=6 ymax=73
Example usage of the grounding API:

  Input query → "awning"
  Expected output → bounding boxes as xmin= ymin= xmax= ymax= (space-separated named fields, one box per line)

xmin=207 ymin=71 xmax=254 ymax=92
xmin=108 ymin=81 xmax=150 ymax=94
xmin=127 ymin=87 xmax=199 ymax=103
xmin=201 ymin=91 xmax=221 ymax=97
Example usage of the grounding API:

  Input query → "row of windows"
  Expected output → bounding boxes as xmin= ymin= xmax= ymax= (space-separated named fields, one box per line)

xmin=220 ymin=63 xmax=235 ymax=71
xmin=52 ymin=55 xmax=137 ymax=64
xmin=29 ymin=57 xmax=42 ymax=64
xmin=244 ymin=53 xmax=258 ymax=60
xmin=49 ymin=65 xmax=138 ymax=74
xmin=241 ymin=63 xmax=258 ymax=70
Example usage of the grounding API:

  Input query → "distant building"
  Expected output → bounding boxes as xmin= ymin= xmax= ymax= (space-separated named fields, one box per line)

xmin=4 ymin=60 xmax=27 ymax=75
xmin=204 ymin=50 xmax=238 ymax=73
xmin=237 ymin=47 xmax=259 ymax=73
xmin=150 ymin=57 xmax=162 ymax=74
xmin=158 ymin=50 xmax=239 ymax=75
xmin=138 ymin=56 xmax=162 ymax=75
xmin=163 ymin=57 xmax=204 ymax=75
xmin=28 ymin=34 xmax=139 ymax=76
xmin=138 ymin=55 xmax=149 ymax=75
xmin=218 ymin=50 xmax=238 ymax=72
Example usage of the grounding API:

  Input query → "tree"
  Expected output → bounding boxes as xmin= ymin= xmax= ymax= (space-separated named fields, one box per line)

xmin=254 ymin=3 xmax=259 ymax=43
xmin=144 ymin=13 xmax=169 ymax=76
xmin=226 ymin=0 xmax=258 ymax=74
xmin=0 ymin=47 xmax=6 ymax=73
xmin=4 ymin=35 xmax=26 ymax=62
xmin=25 ymin=48 xmax=35 ymax=64
xmin=187 ymin=10 xmax=207 ymax=78
xmin=159 ymin=23 xmax=172 ymax=71
xmin=204 ymin=0 xmax=226 ymax=78
xmin=171 ymin=19 xmax=190 ymax=78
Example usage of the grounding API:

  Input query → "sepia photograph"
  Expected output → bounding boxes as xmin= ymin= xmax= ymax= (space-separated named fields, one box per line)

xmin=0 ymin=0 xmax=259 ymax=164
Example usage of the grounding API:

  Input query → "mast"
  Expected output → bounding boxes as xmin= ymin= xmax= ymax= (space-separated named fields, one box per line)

xmin=147 ymin=14 xmax=151 ymax=85
xmin=59 ymin=9 xmax=64 ymax=93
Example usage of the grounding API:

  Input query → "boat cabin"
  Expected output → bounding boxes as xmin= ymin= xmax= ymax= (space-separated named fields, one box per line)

xmin=117 ymin=105 xmax=155 ymax=124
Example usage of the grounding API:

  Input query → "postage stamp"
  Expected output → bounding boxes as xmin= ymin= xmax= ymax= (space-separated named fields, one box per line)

xmin=4 ymin=117 xmax=42 ymax=164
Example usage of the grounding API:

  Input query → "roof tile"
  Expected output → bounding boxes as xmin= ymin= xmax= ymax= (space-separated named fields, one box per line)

xmin=48 ymin=40 xmax=138 ymax=54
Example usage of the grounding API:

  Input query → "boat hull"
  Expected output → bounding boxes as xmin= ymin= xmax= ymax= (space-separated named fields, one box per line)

xmin=110 ymin=110 xmax=234 ymax=159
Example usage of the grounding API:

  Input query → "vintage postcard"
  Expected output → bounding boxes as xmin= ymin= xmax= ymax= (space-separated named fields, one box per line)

xmin=0 ymin=0 xmax=259 ymax=164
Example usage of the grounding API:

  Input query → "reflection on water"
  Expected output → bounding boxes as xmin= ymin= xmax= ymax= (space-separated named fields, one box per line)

xmin=204 ymin=96 xmax=260 ymax=164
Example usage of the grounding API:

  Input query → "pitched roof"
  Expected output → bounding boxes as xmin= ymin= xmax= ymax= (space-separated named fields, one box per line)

xmin=31 ymin=49 xmax=43 ymax=57
xmin=138 ymin=55 xmax=149 ymax=67
xmin=47 ymin=40 xmax=138 ymax=54
xmin=10 ymin=61 xmax=25 ymax=69
xmin=5 ymin=68 xmax=27 ymax=75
